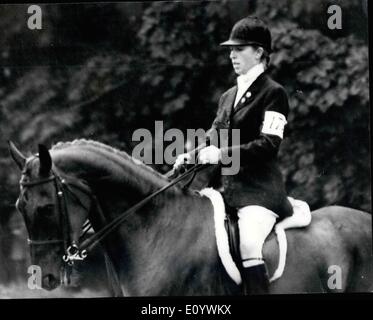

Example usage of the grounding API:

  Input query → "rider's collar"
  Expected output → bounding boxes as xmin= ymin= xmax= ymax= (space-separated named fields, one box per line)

xmin=237 ymin=63 xmax=264 ymax=89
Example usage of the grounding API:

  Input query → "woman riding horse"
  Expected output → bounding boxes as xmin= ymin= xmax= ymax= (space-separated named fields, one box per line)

xmin=174 ymin=16 xmax=293 ymax=294
xmin=8 ymin=140 xmax=373 ymax=294
xmin=7 ymin=19 xmax=373 ymax=297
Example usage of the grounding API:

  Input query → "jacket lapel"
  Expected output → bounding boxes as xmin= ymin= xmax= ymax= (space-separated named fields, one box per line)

xmin=223 ymin=86 xmax=237 ymax=121
xmin=231 ymin=72 xmax=267 ymax=115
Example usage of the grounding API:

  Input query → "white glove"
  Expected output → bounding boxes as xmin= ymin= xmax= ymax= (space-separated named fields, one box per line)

xmin=173 ymin=153 xmax=192 ymax=170
xmin=198 ymin=146 xmax=222 ymax=164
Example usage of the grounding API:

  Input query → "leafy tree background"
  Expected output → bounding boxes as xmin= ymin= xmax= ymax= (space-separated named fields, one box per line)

xmin=0 ymin=0 xmax=370 ymax=285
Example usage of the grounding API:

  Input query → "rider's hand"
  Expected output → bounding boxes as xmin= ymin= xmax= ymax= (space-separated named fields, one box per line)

xmin=173 ymin=153 xmax=192 ymax=171
xmin=198 ymin=146 xmax=221 ymax=164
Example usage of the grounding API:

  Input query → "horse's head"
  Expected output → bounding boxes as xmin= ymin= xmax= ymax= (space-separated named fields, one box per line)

xmin=8 ymin=141 xmax=92 ymax=290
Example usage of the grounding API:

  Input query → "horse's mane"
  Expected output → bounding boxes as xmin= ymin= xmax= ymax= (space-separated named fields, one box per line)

xmin=51 ymin=139 xmax=169 ymax=181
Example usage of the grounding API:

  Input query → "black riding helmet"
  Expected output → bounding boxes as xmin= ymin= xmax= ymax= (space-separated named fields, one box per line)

xmin=220 ymin=16 xmax=272 ymax=53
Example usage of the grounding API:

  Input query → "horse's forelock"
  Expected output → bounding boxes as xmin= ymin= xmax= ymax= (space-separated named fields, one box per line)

xmin=23 ymin=156 xmax=39 ymax=176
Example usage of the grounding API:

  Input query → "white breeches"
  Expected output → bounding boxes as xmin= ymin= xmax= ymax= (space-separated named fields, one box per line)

xmin=237 ymin=205 xmax=278 ymax=268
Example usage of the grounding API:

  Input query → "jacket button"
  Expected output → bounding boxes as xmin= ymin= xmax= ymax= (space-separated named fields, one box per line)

xmin=241 ymin=97 xmax=246 ymax=103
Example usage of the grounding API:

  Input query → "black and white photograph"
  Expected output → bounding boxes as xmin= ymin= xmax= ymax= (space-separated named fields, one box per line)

xmin=0 ymin=0 xmax=371 ymax=306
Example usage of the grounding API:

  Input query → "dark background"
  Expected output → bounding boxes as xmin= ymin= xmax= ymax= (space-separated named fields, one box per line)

xmin=0 ymin=0 xmax=370 ymax=294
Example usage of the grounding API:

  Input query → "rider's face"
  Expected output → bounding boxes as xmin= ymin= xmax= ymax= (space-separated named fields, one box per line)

xmin=229 ymin=46 xmax=261 ymax=75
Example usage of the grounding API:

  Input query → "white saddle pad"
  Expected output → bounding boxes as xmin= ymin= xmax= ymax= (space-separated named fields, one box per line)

xmin=199 ymin=188 xmax=312 ymax=285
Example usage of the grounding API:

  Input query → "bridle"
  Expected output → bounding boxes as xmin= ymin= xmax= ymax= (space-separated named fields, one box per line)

xmin=19 ymin=167 xmax=94 ymax=266
xmin=18 ymin=157 xmax=207 ymax=290
xmin=20 ymin=162 xmax=206 ymax=254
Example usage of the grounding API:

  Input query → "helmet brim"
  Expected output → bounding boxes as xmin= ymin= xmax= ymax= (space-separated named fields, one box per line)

xmin=220 ymin=39 xmax=272 ymax=53
xmin=220 ymin=39 xmax=249 ymax=46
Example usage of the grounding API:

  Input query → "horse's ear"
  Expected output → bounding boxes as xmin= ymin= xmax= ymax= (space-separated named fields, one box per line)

xmin=8 ymin=141 xmax=26 ymax=170
xmin=38 ymin=144 xmax=52 ymax=175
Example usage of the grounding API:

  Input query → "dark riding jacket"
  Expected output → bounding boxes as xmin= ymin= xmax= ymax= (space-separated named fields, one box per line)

xmin=206 ymin=72 xmax=293 ymax=220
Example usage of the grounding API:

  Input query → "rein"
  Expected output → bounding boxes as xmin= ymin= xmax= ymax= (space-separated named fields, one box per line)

xmin=20 ymin=162 xmax=207 ymax=263
xmin=78 ymin=163 xmax=206 ymax=254
xmin=19 ymin=155 xmax=207 ymax=295
xmin=76 ymin=138 xmax=211 ymax=254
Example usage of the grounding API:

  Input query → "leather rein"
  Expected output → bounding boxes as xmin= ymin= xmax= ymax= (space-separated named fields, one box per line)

xmin=20 ymin=163 xmax=206 ymax=267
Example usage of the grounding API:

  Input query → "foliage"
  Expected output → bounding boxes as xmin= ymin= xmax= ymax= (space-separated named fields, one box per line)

xmin=252 ymin=0 xmax=368 ymax=41
xmin=0 ymin=1 xmax=370 ymax=227
xmin=269 ymin=22 xmax=370 ymax=210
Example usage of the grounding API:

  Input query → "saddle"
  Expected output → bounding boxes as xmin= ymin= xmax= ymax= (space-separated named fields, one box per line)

xmin=223 ymin=197 xmax=312 ymax=280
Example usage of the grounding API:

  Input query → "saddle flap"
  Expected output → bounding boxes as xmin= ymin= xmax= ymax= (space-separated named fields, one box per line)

xmin=224 ymin=209 xmax=242 ymax=271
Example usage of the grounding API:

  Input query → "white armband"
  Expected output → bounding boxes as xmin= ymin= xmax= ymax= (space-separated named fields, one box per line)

xmin=261 ymin=111 xmax=287 ymax=139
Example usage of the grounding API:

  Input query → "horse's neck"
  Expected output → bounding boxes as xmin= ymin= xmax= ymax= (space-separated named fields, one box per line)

xmin=82 ymin=155 xmax=220 ymax=294
xmin=54 ymin=146 xmax=167 ymax=201
xmin=53 ymin=146 xmax=226 ymax=295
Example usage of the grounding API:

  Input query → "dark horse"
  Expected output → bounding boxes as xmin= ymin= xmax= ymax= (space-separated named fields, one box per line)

xmin=8 ymin=140 xmax=373 ymax=295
